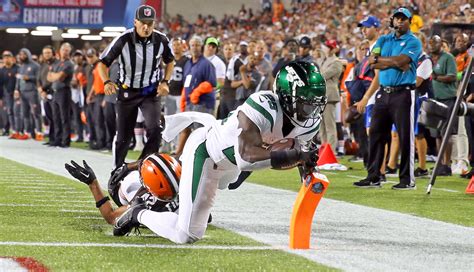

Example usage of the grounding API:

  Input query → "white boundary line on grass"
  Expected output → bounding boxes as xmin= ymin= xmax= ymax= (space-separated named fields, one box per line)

xmin=0 ymin=241 xmax=278 ymax=251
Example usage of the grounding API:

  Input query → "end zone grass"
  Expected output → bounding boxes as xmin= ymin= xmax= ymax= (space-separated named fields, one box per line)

xmin=249 ymin=158 xmax=474 ymax=227
xmin=0 ymin=157 xmax=335 ymax=271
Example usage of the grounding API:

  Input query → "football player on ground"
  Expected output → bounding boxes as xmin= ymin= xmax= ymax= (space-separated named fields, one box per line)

xmin=113 ymin=61 xmax=327 ymax=243
xmin=64 ymin=154 xmax=181 ymax=225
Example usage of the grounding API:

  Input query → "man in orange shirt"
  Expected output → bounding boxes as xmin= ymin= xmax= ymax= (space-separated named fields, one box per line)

xmin=86 ymin=48 xmax=107 ymax=150
xmin=454 ymin=33 xmax=472 ymax=81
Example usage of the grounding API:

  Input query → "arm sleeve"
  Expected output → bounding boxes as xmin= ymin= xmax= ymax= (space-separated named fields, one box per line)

xmin=446 ymin=55 xmax=457 ymax=76
xmin=100 ymin=35 xmax=126 ymax=67
xmin=371 ymin=36 xmax=385 ymax=55
xmin=215 ymin=59 xmax=226 ymax=80
xmin=226 ymin=57 xmax=236 ymax=80
xmin=417 ymin=59 xmax=432 ymax=80
xmin=400 ymin=37 xmax=422 ymax=64
xmin=161 ymin=36 xmax=175 ymax=64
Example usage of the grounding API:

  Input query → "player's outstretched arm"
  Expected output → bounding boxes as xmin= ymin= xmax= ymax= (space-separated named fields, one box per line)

xmin=65 ymin=160 xmax=126 ymax=225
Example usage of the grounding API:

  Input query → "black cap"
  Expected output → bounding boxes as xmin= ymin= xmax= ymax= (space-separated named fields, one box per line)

xmin=135 ymin=5 xmax=156 ymax=22
xmin=299 ymin=36 xmax=311 ymax=48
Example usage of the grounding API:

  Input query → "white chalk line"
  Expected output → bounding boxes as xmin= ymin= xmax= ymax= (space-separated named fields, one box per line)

xmin=0 ymin=203 xmax=87 ymax=208
xmin=8 ymin=186 xmax=73 ymax=190
xmin=0 ymin=241 xmax=277 ymax=251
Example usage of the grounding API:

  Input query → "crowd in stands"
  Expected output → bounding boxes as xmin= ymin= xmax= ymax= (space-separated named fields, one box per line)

xmin=0 ymin=0 xmax=473 ymax=179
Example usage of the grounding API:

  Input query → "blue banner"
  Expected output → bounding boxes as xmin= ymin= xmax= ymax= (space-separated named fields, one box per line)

xmin=0 ymin=0 xmax=139 ymax=28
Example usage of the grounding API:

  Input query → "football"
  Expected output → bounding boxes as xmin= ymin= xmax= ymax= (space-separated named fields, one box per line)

xmin=268 ymin=138 xmax=296 ymax=151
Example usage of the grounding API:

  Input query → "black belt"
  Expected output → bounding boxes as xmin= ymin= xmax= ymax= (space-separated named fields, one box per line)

xmin=380 ymin=84 xmax=415 ymax=94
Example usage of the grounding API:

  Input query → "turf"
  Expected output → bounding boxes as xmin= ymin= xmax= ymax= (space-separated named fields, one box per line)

xmin=248 ymin=157 xmax=474 ymax=227
xmin=0 ymin=157 xmax=335 ymax=271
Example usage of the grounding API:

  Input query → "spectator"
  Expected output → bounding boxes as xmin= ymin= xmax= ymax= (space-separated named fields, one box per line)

xmin=317 ymin=39 xmax=343 ymax=154
xmin=175 ymin=36 xmax=216 ymax=156
xmin=232 ymin=53 xmax=262 ymax=106
xmin=217 ymin=41 xmax=238 ymax=119
xmin=272 ymin=38 xmax=298 ymax=77
xmin=451 ymin=33 xmax=471 ymax=175
xmin=71 ymin=50 xmax=86 ymax=143
xmin=37 ymin=45 xmax=57 ymax=145
xmin=86 ymin=48 xmax=106 ymax=150
xmin=47 ymin=42 xmax=74 ymax=148
xmin=163 ymin=38 xmax=189 ymax=153
xmin=204 ymin=37 xmax=226 ymax=95
xmin=429 ymin=35 xmax=458 ymax=176
xmin=0 ymin=50 xmax=19 ymax=137
xmin=255 ymin=40 xmax=273 ymax=90
xmin=297 ymin=36 xmax=313 ymax=63
xmin=16 ymin=48 xmax=41 ymax=140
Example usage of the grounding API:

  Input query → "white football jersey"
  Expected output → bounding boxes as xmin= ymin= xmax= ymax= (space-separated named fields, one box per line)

xmin=205 ymin=91 xmax=321 ymax=165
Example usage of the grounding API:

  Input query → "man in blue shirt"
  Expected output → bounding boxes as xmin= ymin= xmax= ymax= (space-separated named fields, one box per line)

xmin=174 ymin=36 xmax=216 ymax=157
xmin=354 ymin=7 xmax=422 ymax=190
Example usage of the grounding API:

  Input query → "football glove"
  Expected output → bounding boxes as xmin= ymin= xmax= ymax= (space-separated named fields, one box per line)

xmin=108 ymin=163 xmax=130 ymax=206
xmin=65 ymin=160 xmax=96 ymax=185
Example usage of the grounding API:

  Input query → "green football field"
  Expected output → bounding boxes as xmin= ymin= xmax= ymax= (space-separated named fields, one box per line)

xmin=1 ymin=148 xmax=473 ymax=270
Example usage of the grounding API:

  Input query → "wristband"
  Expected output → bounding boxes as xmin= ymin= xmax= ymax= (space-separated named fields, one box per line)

xmin=270 ymin=149 xmax=300 ymax=170
xmin=96 ymin=196 xmax=110 ymax=208
xmin=104 ymin=79 xmax=112 ymax=85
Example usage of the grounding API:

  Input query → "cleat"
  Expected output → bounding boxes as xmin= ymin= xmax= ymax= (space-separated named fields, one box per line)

xmin=113 ymin=198 xmax=146 ymax=236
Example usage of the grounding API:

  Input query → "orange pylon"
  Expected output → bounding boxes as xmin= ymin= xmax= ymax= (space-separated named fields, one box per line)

xmin=289 ymin=172 xmax=330 ymax=249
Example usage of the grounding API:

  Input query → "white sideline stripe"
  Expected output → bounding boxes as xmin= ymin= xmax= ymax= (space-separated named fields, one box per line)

xmin=34 ymin=199 xmax=92 ymax=203
xmin=0 ymin=203 xmax=87 ymax=208
xmin=15 ymin=190 xmax=85 ymax=194
xmin=345 ymin=175 xmax=460 ymax=193
xmin=75 ymin=216 xmax=104 ymax=220
xmin=9 ymin=186 xmax=72 ymax=190
xmin=60 ymin=209 xmax=99 ymax=213
xmin=27 ymin=195 xmax=92 ymax=199
xmin=2 ymin=183 xmax=70 ymax=187
xmin=0 ymin=241 xmax=276 ymax=251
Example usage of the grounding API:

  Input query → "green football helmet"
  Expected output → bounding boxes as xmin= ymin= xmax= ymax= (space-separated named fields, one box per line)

xmin=273 ymin=61 xmax=327 ymax=128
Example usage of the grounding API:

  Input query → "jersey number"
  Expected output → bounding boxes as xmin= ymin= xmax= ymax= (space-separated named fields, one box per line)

xmin=171 ymin=67 xmax=183 ymax=81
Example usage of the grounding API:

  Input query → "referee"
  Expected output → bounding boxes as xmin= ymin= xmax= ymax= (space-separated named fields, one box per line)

xmin=354 ymin=7 xmax=422 ymax=190
xmin=98 ymin=5 xmax=174 ymax=168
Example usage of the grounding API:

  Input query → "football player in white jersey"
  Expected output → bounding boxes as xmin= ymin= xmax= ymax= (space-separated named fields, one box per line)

xmin=113 ymin=61 xmax=327 ymax=243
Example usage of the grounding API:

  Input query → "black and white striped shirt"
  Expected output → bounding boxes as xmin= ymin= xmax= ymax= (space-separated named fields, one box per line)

xmin=100 ymin=29 xmax=174 ymax=89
